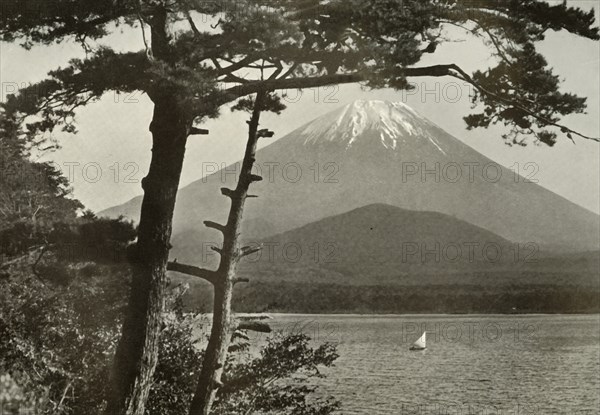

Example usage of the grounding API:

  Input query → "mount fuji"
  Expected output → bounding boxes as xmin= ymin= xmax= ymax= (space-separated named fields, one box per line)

xmin=101 ymin=100 xmax=600 ymax=263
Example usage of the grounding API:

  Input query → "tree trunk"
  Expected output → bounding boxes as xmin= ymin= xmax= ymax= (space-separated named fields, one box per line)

xmin=189 ymin=91 xmax=267 ymax=415
xmin=104 ymin=97 xmax=190 ymax=415
xmin=103 ymin=6 xmax=194 ymax=414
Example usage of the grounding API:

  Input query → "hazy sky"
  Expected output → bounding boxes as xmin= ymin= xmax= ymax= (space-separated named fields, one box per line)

xmin=1 ymin=1 xmax=599 ymax=214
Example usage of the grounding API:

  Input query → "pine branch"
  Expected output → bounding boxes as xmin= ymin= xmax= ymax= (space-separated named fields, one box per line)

xmin=204 ymin=220 xmax=227 ymax=233
xmin=190 ymin=127 xmax=209 ymax=135
xmin=217 ymin=66 xmax=599 ymax=143
xmin=167 ymin=261 xmax=217 ymax=284
xmin=239 ymin=245 xmax=262 ymax=258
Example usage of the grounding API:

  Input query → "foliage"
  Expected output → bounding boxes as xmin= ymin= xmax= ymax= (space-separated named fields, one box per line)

xmin=1 ymin=1 xmax=598 ymax=144
xmin=217 ymin=334 xmax=340 ymax=415
xmin=231 ymin=92 xmax=287 ymax=115
xmin=0 ymin=215 xmax=137 ymax=269
xmin=145 ymin=311 xmax=203 ymax=415
xmin=48 ymin=215 xmax=137 ymax=264
xmin=0 ymin=109 xmax=82 ymax=238
xmin=147 ymin=310 xmax=340 ymax=415
xmin=0 ymin=109 xmax=136 ymax=260
xmin=0 ymin=259 xmax=128 ymax=414
xmin=464 ymin=43 xmax=587 ymax=146
xmin=0 ymin=259 xmax=340 ymax=415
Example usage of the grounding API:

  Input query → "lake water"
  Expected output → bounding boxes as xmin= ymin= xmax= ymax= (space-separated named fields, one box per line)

xmin=260 ymin=314 xmax=600 ymax=415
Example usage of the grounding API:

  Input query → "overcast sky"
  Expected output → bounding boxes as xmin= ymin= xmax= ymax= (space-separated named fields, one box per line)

xmin=1 ymin=1 xmax=599 ymax=214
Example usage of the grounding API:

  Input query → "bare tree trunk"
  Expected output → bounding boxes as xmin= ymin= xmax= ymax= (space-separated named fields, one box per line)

xmin=187 ymin=91 xmax=268 ymax=415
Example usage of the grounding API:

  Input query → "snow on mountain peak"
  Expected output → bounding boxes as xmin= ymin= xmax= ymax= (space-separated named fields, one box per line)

xmin=297 ymin=100 xmax=446 ymax=153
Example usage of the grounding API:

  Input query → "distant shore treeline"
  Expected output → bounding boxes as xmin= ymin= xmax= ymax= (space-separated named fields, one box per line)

xmin=181 ymin=281 xmax=600 ymax=314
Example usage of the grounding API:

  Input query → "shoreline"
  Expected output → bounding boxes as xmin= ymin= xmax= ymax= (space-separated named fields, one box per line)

xmin=239 ymin=312 xmax=600 ymax=317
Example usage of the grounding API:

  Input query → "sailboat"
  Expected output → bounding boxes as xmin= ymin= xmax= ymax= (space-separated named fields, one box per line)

xmin=409 ymin=332 xmax=426 ymax=351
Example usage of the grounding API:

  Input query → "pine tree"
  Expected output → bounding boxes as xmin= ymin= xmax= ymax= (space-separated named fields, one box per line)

xmin=1 ymin=1 xmax=598 ymax=414
xmin=0 ymin=107 xmax=82 ymax=254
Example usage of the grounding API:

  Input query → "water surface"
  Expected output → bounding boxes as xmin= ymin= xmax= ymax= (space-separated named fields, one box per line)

xmin=262 ymin=314 xmax=600 ymax=414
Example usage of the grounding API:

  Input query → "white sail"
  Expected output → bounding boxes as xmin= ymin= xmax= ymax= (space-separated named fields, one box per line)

xmin=411 ymin=332 xmax=426 ymax=349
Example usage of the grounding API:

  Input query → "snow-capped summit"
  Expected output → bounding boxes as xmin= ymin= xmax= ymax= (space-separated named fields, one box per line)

xmin=297 ymin=100 xmax=446 ymax=153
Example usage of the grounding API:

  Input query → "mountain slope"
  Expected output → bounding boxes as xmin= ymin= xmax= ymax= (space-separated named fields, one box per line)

xmin=237 ymin=204 xmax=599 ymax=284
xmin=101 ymin=100 xmax=600 ymax=259
xmin=175 ymin=204 xmax=599 ymax=314
xmin=245 ymin=203 xmax=513 ymax=281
